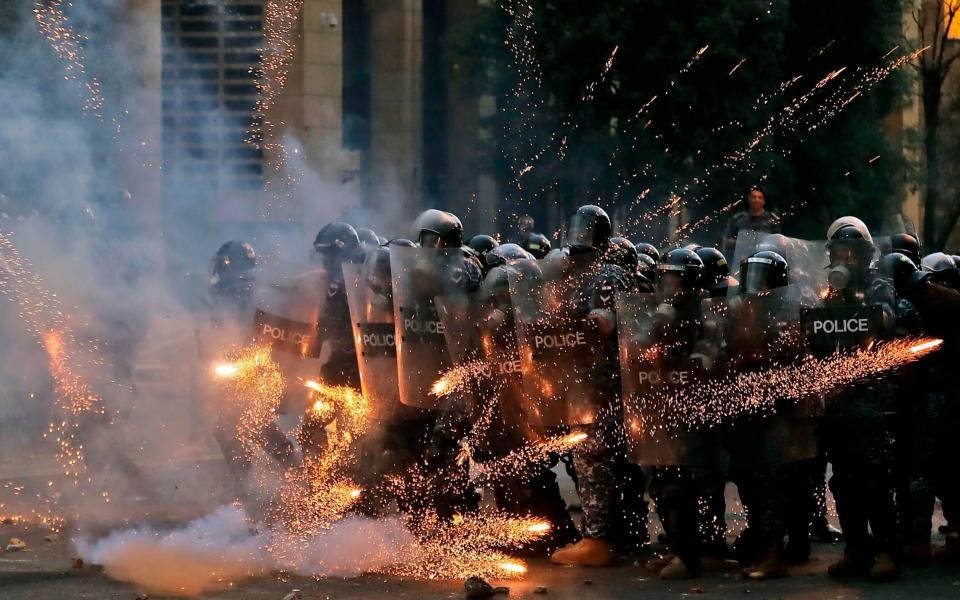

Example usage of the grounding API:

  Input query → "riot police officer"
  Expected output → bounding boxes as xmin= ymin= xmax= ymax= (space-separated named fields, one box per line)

xmin=643 ymin=248 xmax=725 ymax=579
xmin=207 ymin=241 xmax=298 ymax=496
xmin=816 ymin=221 xmax=900 ymax=581
xmin=312 ymin=222 xmax=365 ymax=387
xmin=726 ymin=250 xmax=814 ymax=579
xmin=209 ymin=241 xmax=258 ymax=325
xmin=550 ymin=205 xmax=638 ymax=566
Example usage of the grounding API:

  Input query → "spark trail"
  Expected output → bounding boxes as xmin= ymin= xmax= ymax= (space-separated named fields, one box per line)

xmin=627 ymin=337 xmax=942 ymax=434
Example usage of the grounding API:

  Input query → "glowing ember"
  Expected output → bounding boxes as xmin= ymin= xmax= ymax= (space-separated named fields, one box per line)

xmin=498 ymin=560 xmax=528 ymax=574
xmin=909 ymin=339 xmax=943 ymax=354
xmin=213 ymin=363 xmax=238 ymax=378
xmin=629 ymin=337 xmax=945 ymax=432
xmin=527 ymin=521 xmax=551 ymax=533
xmin=349 ymin=489 xmax=362 ymax=499
xmin=431 ymin=378 xmax=450 ymax=397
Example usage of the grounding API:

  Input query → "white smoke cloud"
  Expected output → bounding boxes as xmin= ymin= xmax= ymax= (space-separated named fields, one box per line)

xmin=74 ymin=505 xmax=414 ymax=597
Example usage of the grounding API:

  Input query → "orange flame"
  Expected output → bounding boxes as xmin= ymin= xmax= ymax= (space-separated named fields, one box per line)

xmin=909 ymin=339 xmax=943 ymax=354
xmin=498 ymin=560 xmax=528 ymax=574
xmin=431 ymin=378 xmax=450 ymax=397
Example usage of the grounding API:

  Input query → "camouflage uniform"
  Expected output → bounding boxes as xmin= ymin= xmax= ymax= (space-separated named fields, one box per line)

xmin=568 ymin=262 xmax=636 ymax=543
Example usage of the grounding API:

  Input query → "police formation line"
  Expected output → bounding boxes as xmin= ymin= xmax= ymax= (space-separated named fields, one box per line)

xmin=205 ymin=205 xmax=960 ymax=583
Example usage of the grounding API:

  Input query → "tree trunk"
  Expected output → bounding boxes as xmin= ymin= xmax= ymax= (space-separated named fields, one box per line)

xmin=922 ymin=71 xmax=943 ymax=248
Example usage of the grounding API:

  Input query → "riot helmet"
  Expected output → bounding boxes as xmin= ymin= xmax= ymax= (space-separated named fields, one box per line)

xmin=657 ymin=247 xmax=704 ymax=301
xmin=314 ymin=222 xmax=362 ymax=272
xmin=637 ymin=253 xmax=658 ymax=284
xmin=521 ymin=232 xmax=551 ymax=259
xmin=827 ymin=216 xmax=872 ymax=243
xmin=211 ymin=240 xmax=257 ymax=286
xmin=922 ymin=252 xmax=960 ymax=289
xmin=694 ymin=246 xmax=729 ymax=290
xmin=739 ymin=250 xmax=788 ymax=295
xmin=566 ymin=205 xmax=612 ymax=254
xmin=468 ymin=234 xmax=499 ymax=256
xmin=606 ymin=237 xmax=639 ymax=273
xmin=888 ymin=233 xmax=921 ymax=266
xmin=356 ymin=227 xmax=382 ymax=250
xmin=485 ymin=242 xmax=533 ymax=268
xmin=414 ymin=209 xmax=464 ymax=249
xmin=879 ymin=251 xmax=927 ymax=294
xmin=634 ymin=241 xmax=661 ymax=263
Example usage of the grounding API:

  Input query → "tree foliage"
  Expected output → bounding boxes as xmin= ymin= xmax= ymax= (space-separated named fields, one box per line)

xmin=461 ymin=0 xmax=909 ymax=244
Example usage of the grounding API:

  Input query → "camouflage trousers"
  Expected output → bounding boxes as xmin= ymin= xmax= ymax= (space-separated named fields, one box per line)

xmin=570 ymin=416 xmax=648 ymax=548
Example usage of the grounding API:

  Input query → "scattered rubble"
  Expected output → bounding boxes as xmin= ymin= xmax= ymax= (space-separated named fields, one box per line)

xmin=464 ymin=576 xmax=495 ymax=599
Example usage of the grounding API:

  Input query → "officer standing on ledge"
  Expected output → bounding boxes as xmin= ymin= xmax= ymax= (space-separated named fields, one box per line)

xmin=723 ymin=185 xmax=781 ymax=257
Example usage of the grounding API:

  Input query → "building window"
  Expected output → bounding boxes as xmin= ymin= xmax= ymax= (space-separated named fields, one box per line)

xmin=161 ymin=0 xmax=264 ymax=194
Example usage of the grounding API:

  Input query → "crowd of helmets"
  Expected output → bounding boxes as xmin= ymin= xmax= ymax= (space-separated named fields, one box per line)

xmin=208 ymin=201 xmax=960 ymax=584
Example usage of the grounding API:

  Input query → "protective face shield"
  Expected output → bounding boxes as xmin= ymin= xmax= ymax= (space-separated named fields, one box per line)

xmin=656 ymin=248 xmax=704 ymax=302
xmin=567 ymin=205 xmax=612 ymax=254
xmin=739 ymin=251 xmax=789 ymax=295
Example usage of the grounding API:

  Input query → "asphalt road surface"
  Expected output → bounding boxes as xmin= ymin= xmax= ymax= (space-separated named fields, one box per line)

xmin=2 ymin=522 xmax=960 ymax=600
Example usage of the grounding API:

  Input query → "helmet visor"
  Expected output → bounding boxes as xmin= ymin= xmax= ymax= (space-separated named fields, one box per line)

xmin=419 ymin=231 xmax=444 ymax=249
xmin=740 ymin=258 xmax=775 ymax=295
xmin=568 ymin=213 xmax=600 ymax=250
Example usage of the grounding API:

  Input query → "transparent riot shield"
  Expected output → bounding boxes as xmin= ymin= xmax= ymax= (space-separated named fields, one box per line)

xmin=250 ymin=269 xmax=328 ymax=414
xmin=390 ymin=246 xmax=473 ymax=410
xmin=724 ymin=285 xmax=817 ymax=466
xmin=509 ymin=255 xmax=621 ymax=431
xmin=618 ymin=293 xmax=721 ymax=466
xmin=343 ymin=262 xmax=402 ymax=422
xmin=732 ymin=231 xmax=828 ymax=304
xmin=436 ymin=266 xmax=537 ymax=445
